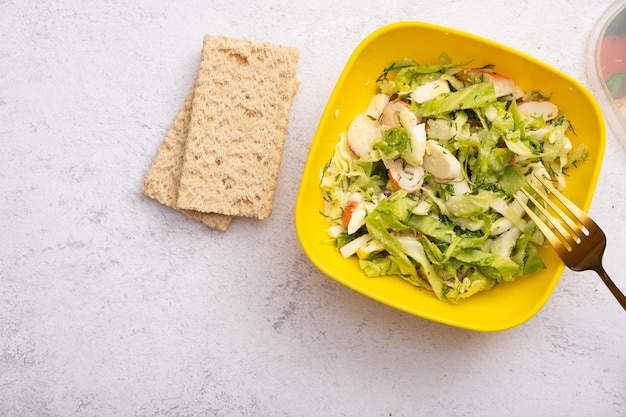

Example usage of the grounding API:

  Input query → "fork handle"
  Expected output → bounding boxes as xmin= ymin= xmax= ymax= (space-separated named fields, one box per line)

xmin=595 ymin=266 xmax=626 ymax=311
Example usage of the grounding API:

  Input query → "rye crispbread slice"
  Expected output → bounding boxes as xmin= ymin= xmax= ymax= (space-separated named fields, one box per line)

xmin=141 ymin=86 xmax=234 ymax=232
xmin=176 ymin=35 xmax=299 ymax=219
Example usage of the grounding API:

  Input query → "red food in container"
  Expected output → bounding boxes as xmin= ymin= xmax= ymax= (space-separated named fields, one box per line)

xmin=589 ymin=0 xmax=626 ymax=147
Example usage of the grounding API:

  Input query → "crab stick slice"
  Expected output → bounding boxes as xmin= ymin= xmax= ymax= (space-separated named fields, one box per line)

xmin=388 ymin=159 xmax=425 ymax=192
xmin=342 ymin=193 xmax=367 ymax=235
xmin=423 ymin=140 xmax=462 ymax=181
xmin=466 ymin=70 xmax=516 ymax=98
xmin=517 ymin=101 xmax=559 ymax=121
xmin=381 ymin=101 xmax=412 ymax=127
xmin=347 ymin=113 xmax=380 ymax=157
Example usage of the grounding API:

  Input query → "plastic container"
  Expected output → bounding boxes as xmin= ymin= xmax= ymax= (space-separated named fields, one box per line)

xmin=589 ymin=0 xmax=626 ymax=147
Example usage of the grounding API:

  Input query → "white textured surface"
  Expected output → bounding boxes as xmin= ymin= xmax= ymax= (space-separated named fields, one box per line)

xmin=2 ymin=1 xmax=625 ymax=416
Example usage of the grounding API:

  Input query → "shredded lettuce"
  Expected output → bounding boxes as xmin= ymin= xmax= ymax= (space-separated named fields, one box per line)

xmin=320 ymin=55 xmax=585 ymax=303
xmin=375 ymin=127 xmax=411 ymax=159
xmin=415 ymin=82 xmax=497 ymax=117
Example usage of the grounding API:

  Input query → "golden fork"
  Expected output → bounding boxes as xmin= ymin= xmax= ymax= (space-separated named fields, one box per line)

xmin=513 ymin=172 xmax=626 ymax=311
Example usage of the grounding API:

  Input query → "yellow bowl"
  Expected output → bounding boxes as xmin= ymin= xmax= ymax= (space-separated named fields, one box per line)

xmin=295 ymin=22 xmax=605 ymax=331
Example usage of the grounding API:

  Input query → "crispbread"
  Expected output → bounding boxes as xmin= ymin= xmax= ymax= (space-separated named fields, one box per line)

xmin=141 ymin=86 xmax=234 ymax=232
xmin=176 ymin=35 xmax=299 ymax=219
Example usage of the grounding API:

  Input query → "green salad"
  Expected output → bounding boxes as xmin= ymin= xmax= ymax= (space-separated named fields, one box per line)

xmin=320 ymin=55 xmax=588 ymax=303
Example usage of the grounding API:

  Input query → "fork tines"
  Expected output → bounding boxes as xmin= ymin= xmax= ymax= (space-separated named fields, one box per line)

xmin=514 ymin=174 xmax=626 ymax=310
xmin=513 ymin=172 xmax=593 ymax=253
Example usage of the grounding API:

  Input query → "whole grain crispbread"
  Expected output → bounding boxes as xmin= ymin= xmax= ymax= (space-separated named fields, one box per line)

xmin=176 ymin=35 xmax=299 ymax=219
xmin=141 ymin=86 xmax=234 ymax=232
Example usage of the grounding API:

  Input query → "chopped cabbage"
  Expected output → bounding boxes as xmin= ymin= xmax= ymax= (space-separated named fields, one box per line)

xmin=320 ymin=56 xmax=588 ymax=303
